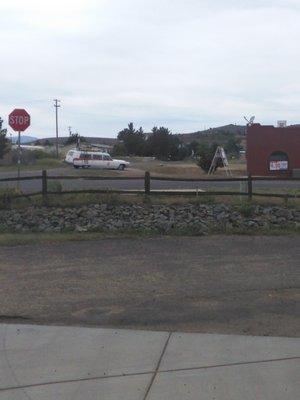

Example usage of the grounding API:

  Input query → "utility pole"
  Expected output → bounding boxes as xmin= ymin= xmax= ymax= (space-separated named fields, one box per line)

xmin=54 ymin=99 xmax=61 ymax=158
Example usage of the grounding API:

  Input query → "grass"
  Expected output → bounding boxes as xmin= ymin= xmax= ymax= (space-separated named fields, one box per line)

xmin=0 ymin=157 xmax=247 ymax=179
xmin=0 ymin=232 xmax=117 ymax=246
xmin=236 ymin=202 xmax=254 ymax=217
xmin=0 ymin=158 xmax=65 ymax=172
xmin=3 ymin=189 xmax=300 ymax=210
xmin=0 ymin=223 xmax=299 ymax=246
xmin=133 ymin=160 xmax=247 ymax=178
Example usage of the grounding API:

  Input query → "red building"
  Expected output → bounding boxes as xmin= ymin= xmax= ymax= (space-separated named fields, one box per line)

xmin=247 ymin=123 xmax=300 ymax=176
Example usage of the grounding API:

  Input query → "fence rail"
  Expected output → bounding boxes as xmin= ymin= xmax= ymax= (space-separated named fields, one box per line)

xmin=1 ymin=170 xmax=299 ymax=204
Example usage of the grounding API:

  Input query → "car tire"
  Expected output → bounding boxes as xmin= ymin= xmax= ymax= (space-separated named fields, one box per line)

xmin=118 ymin=164 xmax=125 ymax=171
xmin=74 ymin=165 xmax=79 ymax=169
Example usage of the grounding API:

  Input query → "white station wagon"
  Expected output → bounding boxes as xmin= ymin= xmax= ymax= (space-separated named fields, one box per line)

xmin=65 ymin=150 xmax=130 ymax=170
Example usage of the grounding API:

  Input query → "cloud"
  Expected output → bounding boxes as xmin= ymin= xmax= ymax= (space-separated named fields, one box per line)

xmin=0 ymin=0 xmax=299 ymax=137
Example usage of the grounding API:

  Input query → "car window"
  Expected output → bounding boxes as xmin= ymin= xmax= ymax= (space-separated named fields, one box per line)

xmin=103 ymin=155 xmax=112 ymax=161
xmin=80 ymin=153 xmax=91 ymax=160
xmin=92 ymin=154 xmax=103 ymax=160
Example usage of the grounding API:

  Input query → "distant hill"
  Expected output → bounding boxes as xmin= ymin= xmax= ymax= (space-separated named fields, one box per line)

xmin=177 ymin=124 xmax=246 ymax=143
xmin=11 ymin=135 xmax=38 ymax=144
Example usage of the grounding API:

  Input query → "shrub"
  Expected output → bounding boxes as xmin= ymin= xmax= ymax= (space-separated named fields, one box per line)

xmin=196 ymin=143 xmax=222 ymax=173
xmin=101 ymin=192 xmax=122 ymax=205
xmin=11 ymin=148 xmax=57 ymax=165
xmin=237 ymin=202 xmax=254 ymax=218
xmin=31 ymin=149 xmax=56 ymax=159
xmin=0 ymin=187 xmax=22 ymax=208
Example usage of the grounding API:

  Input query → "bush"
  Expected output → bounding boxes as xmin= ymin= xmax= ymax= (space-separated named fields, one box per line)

xmin=237 ymin=202 xmax=254 ymax=218
xmin=196 ymin=143 xmax=222 ymax=173
xmin=0 ymin=187 xmax=22 ymax=208
xmin=11 ymin=148 xmax=57 ymax=165
xmin=31 ymin=149 xmax=56 ymax=159
xmin=0 ymin=117 xmax=9 ymax=160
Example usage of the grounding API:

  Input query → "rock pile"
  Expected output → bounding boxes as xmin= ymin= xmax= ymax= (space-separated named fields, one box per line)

xmin=0 ymin=203 xmax=299 ymax=234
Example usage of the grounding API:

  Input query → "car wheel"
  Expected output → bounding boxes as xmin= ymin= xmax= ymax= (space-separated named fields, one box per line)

xmin=74 ymin=165 xmax=79 ymax=169
xmin=118 ymin=164 xmax=125 ymax=170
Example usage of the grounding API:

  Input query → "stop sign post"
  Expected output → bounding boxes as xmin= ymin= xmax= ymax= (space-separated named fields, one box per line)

xmin=8 ymin=108 xmax=31 ymax=184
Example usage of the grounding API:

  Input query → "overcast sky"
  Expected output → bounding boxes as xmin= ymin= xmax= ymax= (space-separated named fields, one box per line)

xmin=0 ymin=0 xmax=299 ymax=138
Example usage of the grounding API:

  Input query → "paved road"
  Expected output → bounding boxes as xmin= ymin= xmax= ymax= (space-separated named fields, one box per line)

xmin=0 ymin=168 xmax=300 ymax=193
xmin=0 ymin=236 xmax=299 ymax=337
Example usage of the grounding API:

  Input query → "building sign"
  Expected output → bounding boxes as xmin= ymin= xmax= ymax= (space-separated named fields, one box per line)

xmin=270 ymin=161 xmax=288 ymax=171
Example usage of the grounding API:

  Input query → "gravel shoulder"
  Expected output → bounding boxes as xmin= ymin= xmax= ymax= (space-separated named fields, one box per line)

xmin=0 ymin=236 xmax=299 ymax=337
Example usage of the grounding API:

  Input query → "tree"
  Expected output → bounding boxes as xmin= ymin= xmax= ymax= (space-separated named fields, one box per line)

xmin=0 ymin=117 xmax=9 ymax=159
xmin=112 ymin=142 xmax=127 ymax=157
xmin=43 ymin=139 xmax=51 ymax=146
xmin=64 ymin=133 xmax=86 ymax=146
xmin=187 ymin=140 xmax=199 ymax=157
xmin=145 ymin=126 xmax=186 ymax=160
xmin=224 ymin=134 xmax=243 ymax=158
xmin=196 ymin=142 xmax=222 ymax=173
xmin=117 ymin=123 xmax=145 ymax=155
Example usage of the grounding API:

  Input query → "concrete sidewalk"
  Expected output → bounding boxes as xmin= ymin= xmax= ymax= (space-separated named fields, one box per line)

xmin=0 ymin=324 xmax=299 ymax=400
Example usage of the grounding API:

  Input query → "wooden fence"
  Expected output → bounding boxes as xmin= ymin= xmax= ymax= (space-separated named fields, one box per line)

xmin=0 ymin=170 xmax=299 ymax=204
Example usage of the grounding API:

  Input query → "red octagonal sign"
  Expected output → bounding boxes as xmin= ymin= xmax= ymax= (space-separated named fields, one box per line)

xmin=9 ymin=109 xmax=31 ymax=132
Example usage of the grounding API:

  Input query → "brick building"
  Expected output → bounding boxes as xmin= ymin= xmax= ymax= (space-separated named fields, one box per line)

xmin=247 ymin=123 xmax=300 ymax=176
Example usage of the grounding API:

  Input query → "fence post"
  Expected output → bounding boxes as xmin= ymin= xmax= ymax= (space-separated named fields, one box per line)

xmin=247 ymin=173 xmax=252 ymax=201
xmin=42 ymin=170 xmax=48 ymax=205
xmin=144 ymin=171 xmax=151 ymax=195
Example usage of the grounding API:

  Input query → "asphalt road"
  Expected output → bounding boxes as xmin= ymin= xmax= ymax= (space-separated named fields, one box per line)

xmin=0 ymin=236 xmax=299 ymax=337
xmin=0 ymin=168 xmax=300 ymax=193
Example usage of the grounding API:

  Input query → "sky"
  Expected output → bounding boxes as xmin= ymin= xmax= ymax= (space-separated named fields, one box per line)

xmin=0 ymin=0 xmax=300 ymax=138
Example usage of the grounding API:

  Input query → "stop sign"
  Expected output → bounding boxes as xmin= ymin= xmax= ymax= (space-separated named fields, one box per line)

xmin=8 ymin=109 xmax=30 ymax=132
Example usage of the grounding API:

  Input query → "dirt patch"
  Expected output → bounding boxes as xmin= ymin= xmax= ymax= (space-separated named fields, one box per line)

xmin=0 ymin=236 xmax=299 ymax=336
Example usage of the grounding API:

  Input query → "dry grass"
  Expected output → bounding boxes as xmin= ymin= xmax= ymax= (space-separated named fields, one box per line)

xmin=130 ymin=158 xmax=247 ymax=178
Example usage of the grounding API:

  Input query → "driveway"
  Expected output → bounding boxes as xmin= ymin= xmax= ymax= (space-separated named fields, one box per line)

xmin=0 ymin=236 xmax=299 ymax=337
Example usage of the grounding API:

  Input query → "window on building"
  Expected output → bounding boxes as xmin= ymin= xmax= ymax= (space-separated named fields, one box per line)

xmin=269 ymin=151 xmax=289 ymax=171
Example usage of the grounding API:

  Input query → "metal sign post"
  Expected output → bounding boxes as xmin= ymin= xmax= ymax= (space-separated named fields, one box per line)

xmin=17 ymin=131 xmax=21 ymax=188
xmin=8 ymin=109 xmax=31 ymax=189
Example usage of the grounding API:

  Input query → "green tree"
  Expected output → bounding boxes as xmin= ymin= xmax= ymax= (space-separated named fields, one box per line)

xmin=188 ymin=140 xmax=199 ymax=157
xmin=112 ymin=142 xmax=127 ymax=157
xmin=196 ymin=142 xmax=222 ymax=173
xmin=117 ymin=123 xmax=145 ymax=155
xmin=0 ymin=117 xmax=9 ymax=159
xmin=224 ymin=134 xmax=243 ymax=157
xmin=64 ymin=133 xmax=86 ymax=146
xmin=145 ymin=126 xmax=186 ymax=160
